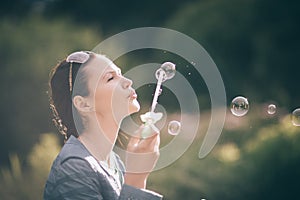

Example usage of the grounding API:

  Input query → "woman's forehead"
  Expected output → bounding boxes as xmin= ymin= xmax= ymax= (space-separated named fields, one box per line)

xmin=87 ymin=55 xmax=121 ymax=75
xmin=103 ymin=63 xmax=121 ymax=74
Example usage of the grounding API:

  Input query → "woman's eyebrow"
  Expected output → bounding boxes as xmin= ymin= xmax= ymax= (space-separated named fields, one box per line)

xmin=106 ymin=70 xmax=120 ymax=75
xmin=102 ymin=69 xmax=121 ymax=79
xmin=106 ymin=65 xmax=122 ymax=74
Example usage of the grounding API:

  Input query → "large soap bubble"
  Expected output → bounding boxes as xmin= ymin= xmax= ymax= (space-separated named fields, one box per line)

xmin=155 ymin=62 xmax=176 ymax=82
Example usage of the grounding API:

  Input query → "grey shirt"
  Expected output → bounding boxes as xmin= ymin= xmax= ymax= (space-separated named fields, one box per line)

xmin=44 ymin=136 xmax=162 ymax=200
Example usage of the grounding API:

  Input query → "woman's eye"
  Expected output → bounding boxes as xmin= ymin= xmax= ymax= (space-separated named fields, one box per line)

xmin=107 ymin=76 xmax=114 ymax=82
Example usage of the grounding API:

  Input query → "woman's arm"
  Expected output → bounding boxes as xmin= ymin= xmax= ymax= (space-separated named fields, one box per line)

xmin=124 ymin=126 xmax=161 ymax=189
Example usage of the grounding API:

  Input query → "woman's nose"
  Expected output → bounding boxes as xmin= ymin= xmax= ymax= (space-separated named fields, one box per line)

xmin=122 ymin=76 xmax=133 ymax=89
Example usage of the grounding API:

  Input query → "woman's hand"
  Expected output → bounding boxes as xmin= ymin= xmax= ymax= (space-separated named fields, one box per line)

xmin=124 ymin=125 xmax=160 ymax=189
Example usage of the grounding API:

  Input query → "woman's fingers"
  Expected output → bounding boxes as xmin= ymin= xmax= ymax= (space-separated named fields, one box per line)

xmin=127 ymin=124 xmax=160 ymax=153
xmin=136 ymin=133 xmax=160 ymax=152
xmin=124 ymin=125 xmax=161 ymax=173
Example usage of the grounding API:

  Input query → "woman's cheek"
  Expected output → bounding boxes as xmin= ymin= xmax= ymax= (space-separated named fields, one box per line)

xmin=94 ymin=88 xmax=112 ymax=113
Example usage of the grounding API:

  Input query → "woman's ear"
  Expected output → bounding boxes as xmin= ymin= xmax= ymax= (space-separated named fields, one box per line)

xmin=73 ymin=95 xmax=94 ymax=113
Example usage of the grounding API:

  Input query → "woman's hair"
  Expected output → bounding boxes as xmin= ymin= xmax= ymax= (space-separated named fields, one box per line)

xmin=49 ymin=55 xmax=91 ymax=141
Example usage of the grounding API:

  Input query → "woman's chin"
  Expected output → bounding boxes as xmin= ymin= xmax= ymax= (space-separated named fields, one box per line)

xmin=129 ymin=99 xmax=140 ymax=114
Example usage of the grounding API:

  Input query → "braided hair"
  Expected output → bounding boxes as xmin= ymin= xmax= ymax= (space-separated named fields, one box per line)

xmin=48 ymin=58 xmax=90 ymax=142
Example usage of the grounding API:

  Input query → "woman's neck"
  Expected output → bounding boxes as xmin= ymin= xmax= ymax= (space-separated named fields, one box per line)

xmin=78 ymin=113 xmax=121 ymax=162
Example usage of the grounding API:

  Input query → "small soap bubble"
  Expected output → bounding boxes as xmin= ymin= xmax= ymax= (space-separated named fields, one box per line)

xmin=267 ymin=104 xmax=277 ymax=115
xmin=292 ymin=108 xmax=300 ymax=126
xmin=191 ymin=61 xmax=196 ymax=66
xmin=230 ymin=96 xmax=249 ymax=117
xmin=168 ymin=120 xmax=181 ymax=135
xmin=188 ymin=72 xmax=191 ymax=76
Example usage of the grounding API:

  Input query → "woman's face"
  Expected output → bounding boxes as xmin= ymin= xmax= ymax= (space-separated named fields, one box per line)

xmin=84 ymin=55 xmax=140 ymax=122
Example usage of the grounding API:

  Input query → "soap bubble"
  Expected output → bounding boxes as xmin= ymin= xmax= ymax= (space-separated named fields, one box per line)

xmin=267 ymin=104 xmax=277 ymax=115
xmin=292 ymin=108 xmax=300 ymax=126
xmin=168 ymin=120 xmax=181 ymax=135
xmin=155 ymin=62 xmax=176 ymax=82
xmin=230 ymin=96 xmax=249 ymax=117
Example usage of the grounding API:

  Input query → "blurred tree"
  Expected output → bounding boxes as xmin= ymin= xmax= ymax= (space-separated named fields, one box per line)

xmin=0 ymin=13 xmax=101 ymax=165
xmin=166 ymin=0 xmax=300 ymax=108
xmin=0 ymin=0 xmax=31 ymax=18
xmin=148 ymin=112 xmax=300 ymax=200
xmin=0 ymin=133 xmax=60 ymax=200
xmin=43 ymin=0 xmax=200 ymax=36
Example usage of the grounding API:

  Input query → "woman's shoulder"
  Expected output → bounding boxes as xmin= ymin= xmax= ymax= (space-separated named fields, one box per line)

xmin=44 ymin=153 xmax=104 ymax=199
xmin=57 ymin=136 xmax=89 ymax=161
xmin=51 ymin=136 xmax=111 ymax=176
xmin=48 ymin=136 xmax=95 ymax=176
xmin=46 ymin=136 xmax=105 ymax=187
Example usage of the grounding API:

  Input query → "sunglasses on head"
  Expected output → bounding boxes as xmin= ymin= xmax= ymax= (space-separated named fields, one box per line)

xmin=66 ymin=51 xmax=93 ymax=94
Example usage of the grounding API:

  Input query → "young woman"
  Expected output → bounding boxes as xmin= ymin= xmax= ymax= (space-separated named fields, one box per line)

xmin=44 ymin=51 xmax=162 ymax=199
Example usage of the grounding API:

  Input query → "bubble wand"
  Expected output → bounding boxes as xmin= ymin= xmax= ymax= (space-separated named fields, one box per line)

xmin=140 ymin=62 xmax=176 ymax=138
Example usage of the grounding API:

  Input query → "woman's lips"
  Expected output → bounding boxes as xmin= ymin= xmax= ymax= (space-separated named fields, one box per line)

xmin=129 ymin=91 xmax=137 ymax=100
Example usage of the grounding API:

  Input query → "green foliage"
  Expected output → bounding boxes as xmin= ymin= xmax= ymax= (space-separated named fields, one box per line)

xmin=0 ymin=133 xmax=60 ymax=200
xmin=0 ymin=13 xmax=102 ymax=163
xmin=148 ymin=110 xmax=300 ymax=200
xmin=43 ymin=0 xmax=199 ymax=33
xmin=166 ymin=0 xmax=300 ymax=106
xmin=27 ymin=133 xmax=61 ymax=178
